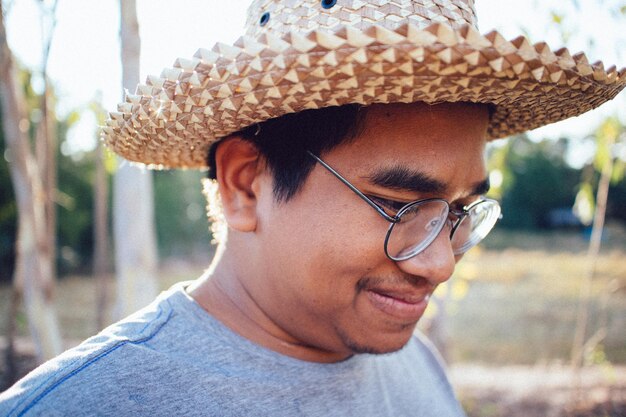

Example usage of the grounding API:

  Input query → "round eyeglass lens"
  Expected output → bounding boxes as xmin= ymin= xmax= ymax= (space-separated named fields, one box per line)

xmin=385 ymin=199 xmax=449 ymax=261
xmin=450 ymin=199 xmax=501 ymax=255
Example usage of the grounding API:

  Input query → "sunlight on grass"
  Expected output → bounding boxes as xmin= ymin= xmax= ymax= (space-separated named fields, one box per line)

xmin=434 ymin=225 xmax=626 ymax=365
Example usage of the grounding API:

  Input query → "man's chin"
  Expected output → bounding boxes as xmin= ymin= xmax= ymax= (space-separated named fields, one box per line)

xmin=339 ymin=327 xmax=416 ymax=355
xmin=349 ymin=342 xmax=407 ymax=355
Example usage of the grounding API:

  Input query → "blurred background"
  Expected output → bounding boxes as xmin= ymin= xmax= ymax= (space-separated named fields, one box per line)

xmin=0 ymin=0 xmax=625 ymax=416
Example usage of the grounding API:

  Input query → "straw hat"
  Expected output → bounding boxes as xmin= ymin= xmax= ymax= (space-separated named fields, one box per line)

xmin=103 ymin=0 xmax=625 ymax=169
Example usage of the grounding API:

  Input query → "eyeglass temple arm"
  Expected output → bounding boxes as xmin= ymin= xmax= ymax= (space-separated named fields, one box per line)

xmin=307 ymin=151 xmax=397 ymax=222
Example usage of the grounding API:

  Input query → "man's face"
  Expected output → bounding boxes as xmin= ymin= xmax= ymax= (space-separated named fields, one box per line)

xmin=248 ymin=102 xmax=490 ymax=358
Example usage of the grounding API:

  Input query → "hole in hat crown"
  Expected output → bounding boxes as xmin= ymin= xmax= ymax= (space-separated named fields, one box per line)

xmin=321 ymin=0 xmax=337 ymax=9
xmin=259 ymin=11 xmax=270 ymax=26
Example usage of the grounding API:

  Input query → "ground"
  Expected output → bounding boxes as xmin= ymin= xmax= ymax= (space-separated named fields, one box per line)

xmin=452 ymin=364 xmax=626 ymax=417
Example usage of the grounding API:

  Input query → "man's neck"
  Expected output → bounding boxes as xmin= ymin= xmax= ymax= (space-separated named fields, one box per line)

xmin=186 ymin=247 xmax=352 ymax=363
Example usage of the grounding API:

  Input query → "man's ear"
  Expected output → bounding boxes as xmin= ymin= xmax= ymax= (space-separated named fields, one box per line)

xmin=214 ymin=137 xmax=264 ymax=232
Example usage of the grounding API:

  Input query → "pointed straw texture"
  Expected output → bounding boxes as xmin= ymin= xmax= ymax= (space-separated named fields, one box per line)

xmin=103 ymin=0 xmax=626 ymax=169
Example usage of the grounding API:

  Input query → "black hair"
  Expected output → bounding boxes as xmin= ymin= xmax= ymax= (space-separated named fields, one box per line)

xmin=207 ymin=104 xmax=367 ymax=202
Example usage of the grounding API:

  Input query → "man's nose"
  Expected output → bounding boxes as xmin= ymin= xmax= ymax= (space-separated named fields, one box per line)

xmin=394 ymin=230 xmax=456 ymax=286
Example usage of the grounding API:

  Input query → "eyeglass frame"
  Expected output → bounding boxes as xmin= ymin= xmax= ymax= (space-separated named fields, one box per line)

xmin=307 ymin=151 xmax=500 ymax=261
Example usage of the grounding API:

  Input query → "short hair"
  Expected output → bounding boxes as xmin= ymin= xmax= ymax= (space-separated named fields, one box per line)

xmin=206 ymin=104 xmax=367 ymax=202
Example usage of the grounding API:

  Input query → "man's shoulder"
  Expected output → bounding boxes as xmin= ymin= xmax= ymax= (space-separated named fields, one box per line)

xmin=0 ymin=286 xmax=182 ymax=416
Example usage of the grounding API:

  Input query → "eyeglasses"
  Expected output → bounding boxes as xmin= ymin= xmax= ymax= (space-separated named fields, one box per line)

xmin=307 ymin=151 xmax=501 ymax=261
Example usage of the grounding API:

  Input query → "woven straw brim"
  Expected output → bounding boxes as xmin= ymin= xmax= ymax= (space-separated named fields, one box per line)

xmin=103 ymin=23 xmax=626 ymax=169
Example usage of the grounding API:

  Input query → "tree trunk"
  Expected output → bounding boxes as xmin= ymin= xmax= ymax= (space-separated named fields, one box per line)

xmin=34 ymin=0 xmax=59 ymax=294
xmin=38 ymin=86 xmax=57 ymax=292
xmin=94 ymin=141 xmax=110 ymax=330
xmin=570 ymin=152 xmax=614 ymax=370
xmin=0 ymin=4 xmax=63 ymax=362
xmin=113 ymin=0 xmax=158 ymax=318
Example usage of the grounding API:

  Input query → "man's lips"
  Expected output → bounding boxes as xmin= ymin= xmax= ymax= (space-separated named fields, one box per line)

xmin=365 ymin=288 xmax=431 ymax=321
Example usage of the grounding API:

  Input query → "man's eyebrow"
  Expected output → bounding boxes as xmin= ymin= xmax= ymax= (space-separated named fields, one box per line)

xmin=366 ymin=166 xmax=447 ymax=194
xmin=366 ymin=167 xmax=492 ymax=198
xmin=471 ymin=178 xmax=491 ymax=197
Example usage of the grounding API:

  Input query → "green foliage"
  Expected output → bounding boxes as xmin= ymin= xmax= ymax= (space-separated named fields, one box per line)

xmin=575 ymin=117 xmax=626 ymax=224
xmin=0 ymin=64 xmax=213 ymax=278
xmin=65 ymin=110 xmax=81 ymax=127
xmin=613 ymin=159 xmax=625 ymax=184
xmin=593 ymin=118 xmax=619 ymax=173
xmin=607 ymin=177 xmax=626 ymax=222
xmin=574 ymin=182 xmax=595 ymax=225
xmin=0 ymin=127 xmax=17 ymax=281
xmin=55 ymin=147 xmax=97 ymax=274
xmin=0 ymin=104 xmax=96 ymax=277
xmin=493 ymin=135 xmax=582 ymax=229
xmin=550 ymin=11 xmax=563 ymax=24
xmin=153 ymin=170 xmax=211 ymax=258
xmin=489 ymin=117 xmax=626 ymax=231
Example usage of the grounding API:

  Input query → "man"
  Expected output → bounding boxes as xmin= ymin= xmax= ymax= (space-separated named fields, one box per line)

xmin=1 ymin=0 xmax=623 ymax=416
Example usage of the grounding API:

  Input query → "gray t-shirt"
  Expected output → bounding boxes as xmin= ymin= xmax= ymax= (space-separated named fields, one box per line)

xmin=1 ymin=282 xmax=466 ymax=416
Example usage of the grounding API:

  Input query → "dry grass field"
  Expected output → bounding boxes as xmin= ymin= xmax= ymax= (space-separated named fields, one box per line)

xmin=1 ymin=225 xmax=625 ymax=415
xmin=442 ymin=224 xmax=626 ymax=416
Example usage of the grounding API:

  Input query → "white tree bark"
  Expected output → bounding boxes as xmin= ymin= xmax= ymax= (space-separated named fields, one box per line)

xmin=94 ymin=140 xmax=110 ymax=330
xmin=570 ymin=145 xmax=615 ymax=370
xmin=113 ymin=0 xmax=158 ymax=318
xmin=35 ymin=0 xmax=59 ymax=294
xmin=0 ymin=4 xmax=62 ymax=362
